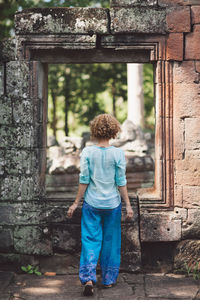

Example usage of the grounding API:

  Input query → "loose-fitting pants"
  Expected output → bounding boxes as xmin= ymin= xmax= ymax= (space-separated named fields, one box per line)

xmin=79 ymin=201 xmax=122 ymax=285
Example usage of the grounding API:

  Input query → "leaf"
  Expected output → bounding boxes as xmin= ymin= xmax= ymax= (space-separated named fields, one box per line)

xmin=27 ymin=265 xmax=32 ymax=271
xmin=35 ymin=271 xmax=42 ymax=276
xmin=21 ymin=266 xmax=27 ymax=272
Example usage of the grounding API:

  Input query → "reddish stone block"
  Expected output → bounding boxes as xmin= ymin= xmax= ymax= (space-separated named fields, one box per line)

xmin=183 ymin=186 xmax=200 ymax=208
xmin=166 ymin=6 xmax=191 ymax=32
xmin=191 ymin=6 xmax=200 ymax=24
xmin=185 ymin=118 xmax=200 ymax=151
xmin=195 ymin=61 xmax=200 ymax=72
xmin=185 ymin=31 xmax=200 ymax=59
xmin=166 ymin=33 xmax=183 ymax=61
xmin=193 ymin=24 xmax=200 ymax=32
xmin=175 ymin=157 xmax=200 ymax=186
xmin=173 ymin=61 xmax=196 ymax=84
xmin=159 ymin=0 xmax=200 ymax=5
xmin=173 ymin=117 xmax=185 ymax=160
xmin=174 ymin=185 xmax=183 ymax=207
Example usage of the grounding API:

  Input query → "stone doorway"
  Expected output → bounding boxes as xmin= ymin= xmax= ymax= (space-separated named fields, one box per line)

xmin=1 ymin=2 xmax=199 ymax=274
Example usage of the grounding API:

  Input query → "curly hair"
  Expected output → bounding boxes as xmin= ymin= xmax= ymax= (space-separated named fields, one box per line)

xmin=90 ymin=114 xmax=121 ymax=140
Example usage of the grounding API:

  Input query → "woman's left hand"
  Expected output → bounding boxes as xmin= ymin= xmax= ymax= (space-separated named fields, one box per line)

xmin=126 ymin=205 xmax=134 ymax=220
xmin=67 ymin=203 xmax=78 ymax=218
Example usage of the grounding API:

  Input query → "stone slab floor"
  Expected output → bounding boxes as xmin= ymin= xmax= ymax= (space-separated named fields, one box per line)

xmin=0 ymin=271 xmax=200 ymax=300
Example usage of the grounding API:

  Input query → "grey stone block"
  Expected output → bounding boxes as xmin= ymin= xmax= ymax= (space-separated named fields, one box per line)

xmin=39 ymin=253 xmax=80 ymax=274
xmin=6 ymin=61 xmax=29 ymax=98
xmin=52 ymin=224 xmax=81 ymax=253
xmin=0 ymin=203 xmax=46 ymax=225
xmin=0 ymin=176 xmax=36 ymax=201
xmin=111 ymin=0 xmax=157 ymax=7
xmin=0 ymin=229 xmax=13 ymax=252
xmin=0 ymin=150 xmax=5 ymax=175
xmin=15 ymin=8 xmax=109 ymax=35
xmin=12 ymin=99 xmax=33 ymax=124
xmin=140 ymin=213 xmax=182 ymax=241
xmin=110 ymin=7 xmax=167 ymax=34
xmin=0 ymin=125 xmax=34 ymax=148
xmin=174 ymin=239 xmax=200 ymax=272
xmin=4 ymin=149 xmax=39 ymax=176
xmin=14 ymin=225 xmax=52 ymax=255
xmin=0 ymin=253 xmax=39 ymax=272
xmin=0 ymin=38 xmax=17 ymax=62
xmin=0 ymin=96 xmax=12 ymax=125
xmin=182 ymin=209 xmax=200 ymax=239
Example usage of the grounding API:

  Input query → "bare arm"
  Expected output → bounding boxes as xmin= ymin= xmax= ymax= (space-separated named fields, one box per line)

xmin=67 ymin=183 xmax=88 ymax=218
xmin=118 ymin=185 xmax=133 ymax=219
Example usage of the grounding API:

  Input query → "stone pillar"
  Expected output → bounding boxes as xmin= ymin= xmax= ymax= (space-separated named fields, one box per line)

xmin=127 ymin=63 xmax=144 ymax=127
xmin=0 ymin=38 xmax=52 ymax=259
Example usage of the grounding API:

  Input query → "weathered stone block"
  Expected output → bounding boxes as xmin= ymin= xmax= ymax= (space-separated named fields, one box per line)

xmin=0 ymin=96 xmax=12 ymax=124
xmin=5 ymin=149 xmax=33 ymax=175
xmin=39 ymin=253 xmax=80 ymax=274
xmin=185 ymin=118 xmax=200 ymax=150
xmin=0 ymin=176 xmax=36 ymax=201
xmin=140 ymin=213 xmax=181 ymax=241
xmin=185 ymin=31 xmax=200 ymax=59
xmin=0 ymin=228 xmax=13 ymax=252
xmin=6 ymin=61 xmax=29 ymax=98
xmin=0 ymin=64 xmax=4 ymax=96
xmin=12 ymin=99 xmax=33 ymax=124
xmin=183 ymin=186 xmax=200 ymax=208
xmin=173 ymin=118 xmax=184 ymax=160
xmin=174 ymin=84 xmax=200 ymax=118
xmin=191 ymin=6 xmax=200 ymax=24
xmin=195 ymin=61 xmax=200 ymax=73
xmin=110 ymin=7 xmax=167 ymax=34
xmin=174 ymin=185 xmax=183 ymax=207
xmin=0 ymin=38 xmax=17 ymax=62
xmin=52 ymin=224 xmax=81 ymax=253
xmin=0 ymin=150 xmax=5 ymax=175
xmin=0 ymin=203 xmax=46 ymax=225
xmin=166 ymin=33 xmax=183 ymax=61
xmin=166 ymin=6 xmax=191 ymax=32
xmin=173 ymin=61 xmax=197 ymax=84
xmin=159 ymin=0 xmax=200 ymax=5
xmin=182 ymin=209 xmax=200 ymax=238
xmin=0 ymin=253 xmax=39 ymax=272
xmin=174 ymin=240 xmax=200 ymax=272
xmin=14 ymin=225 xmax=52 ymax=255
xmin=0 ymin=125 xmax=34 ymax=148
xmin=15 ymin=8 xmax=108 ymax=35
xmin=175 ymin=157 xmax=200 ymax=186
xmin=111 ymin=0 xmax=157 ymax=7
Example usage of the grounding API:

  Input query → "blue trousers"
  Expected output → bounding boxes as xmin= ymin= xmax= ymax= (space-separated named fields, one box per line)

xmin=79 ymin=201 xmax=122 ymax=285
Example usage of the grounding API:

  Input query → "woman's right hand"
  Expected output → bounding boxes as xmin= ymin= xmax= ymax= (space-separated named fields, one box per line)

xmin=67 ymin=203 xmax=78 ymax=218
xmin=126 ymin=205 xmax=134 ymax=220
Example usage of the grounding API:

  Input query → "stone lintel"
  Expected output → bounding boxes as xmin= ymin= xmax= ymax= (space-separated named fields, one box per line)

xmin=110 ymin=7 xmax=167 ymax=34
xmin=110 ymin=0 xmax=157 ymax=7
xmin=14 ymin=7 xmax=109 ymax=35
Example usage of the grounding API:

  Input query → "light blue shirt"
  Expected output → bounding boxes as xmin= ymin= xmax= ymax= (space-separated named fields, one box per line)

xmin=79 ymin=145 xmax=127 ymax=209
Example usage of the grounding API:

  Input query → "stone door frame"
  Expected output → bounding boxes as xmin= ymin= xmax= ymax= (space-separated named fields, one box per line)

xmin=17 ymin=33 xmax=174 ymax=209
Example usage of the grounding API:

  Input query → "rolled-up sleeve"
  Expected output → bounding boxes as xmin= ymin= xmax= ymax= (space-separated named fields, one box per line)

xmin=79 ymin=148 xmax=90 ymax=184
xmin=115 ymin=150 xmax=127 ymax=186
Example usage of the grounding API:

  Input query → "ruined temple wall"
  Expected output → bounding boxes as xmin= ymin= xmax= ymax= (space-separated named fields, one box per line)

xmin=0 ymin=0 xmax=200 ymax=271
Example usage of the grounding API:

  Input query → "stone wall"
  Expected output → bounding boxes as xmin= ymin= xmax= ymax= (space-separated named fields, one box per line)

xmin=0 ymin=0 xmax=200 ymax=273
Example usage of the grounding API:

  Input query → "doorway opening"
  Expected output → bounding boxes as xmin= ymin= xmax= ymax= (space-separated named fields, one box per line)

xmin=45 ymin=63 xmax=155 ymax=201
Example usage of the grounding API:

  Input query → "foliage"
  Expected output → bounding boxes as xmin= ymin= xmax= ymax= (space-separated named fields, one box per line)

xmin=21 ymin=264 xmax=42 ymax=276
xmin=184 ymin=260 xmax=200 ymax=280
